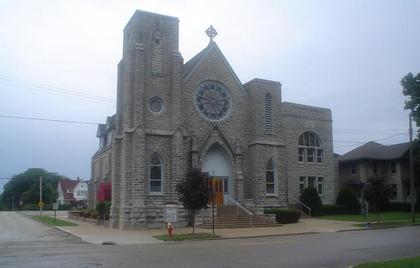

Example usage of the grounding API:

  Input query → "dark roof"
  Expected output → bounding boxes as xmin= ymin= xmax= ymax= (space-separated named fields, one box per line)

xmin=339 ymin=141 xmax=411 ymax=162
xmin=59 ymin=179 xmax=80 ymax=201
xmin=183 ymin=44 xmax=211 ymax=79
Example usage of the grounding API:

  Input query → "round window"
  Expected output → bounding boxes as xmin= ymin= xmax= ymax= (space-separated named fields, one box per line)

xmin=194 ymin=81 xmax=232 ymax=121
xmin=149 ymin=97 xmax=163 ymax=113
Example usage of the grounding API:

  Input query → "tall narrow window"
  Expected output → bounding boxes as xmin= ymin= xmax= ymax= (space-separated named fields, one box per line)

xmin=265 ymin=159 xmax=275 ymax=194
xmin=298 ymin=132 xmax=322 ymax=163
xmin=299 ymin=177 xmax=306 ymax=194
xmin=152 ymin=30 xmax=164 ymax=74
xmin=351 ymin=164 xmax=356 ymax=175
xmin=149 ymin=154 xmax=163 ymax=193
xmin=264 ymin=93 xmax=272 ymax=133
xmin=317 ymin=177 xmax=324 ymax=195
xmin=390 ymin=163 xmax=396 ymax=174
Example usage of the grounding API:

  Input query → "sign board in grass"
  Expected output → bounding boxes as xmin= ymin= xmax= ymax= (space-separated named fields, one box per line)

xmin=32 ymin=215 xmax=78 ymax=226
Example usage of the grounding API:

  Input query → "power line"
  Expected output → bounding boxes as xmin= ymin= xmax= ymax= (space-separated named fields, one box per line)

xmin=0 ymin=74 xmax=115 ymax=105
xmin=0 ymin=115 xmax=100 ymax=125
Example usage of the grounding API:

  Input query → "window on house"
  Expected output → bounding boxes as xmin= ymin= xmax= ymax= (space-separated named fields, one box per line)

xmin=317 ymin=149 xmax=323 ymax=163
xmin=298 ymin=132 xmax=322 ymax=163
xmin=351 ymin=164 xmax=356 ymax=175
xmin=298 ymin=148 xmax=305 ymax=162
xmin=264 ymin=93 xmax=272 ymax=133
xmin=317 ymin=177 xmax=324 ymax=195
xmin=404 ymin=182 xmax=412 ymax=196
xmin=265 ymin=159 xmax=275 ymax=194
xmin=390 ymin=184 xmax=397 ymax=199
xmin=308 ymin=176 xmax=316 ymax=188
xmin=390 ymin=163 xmax=396 ymax=174
xmin=150 ymin=154 xmax=163 ymax=193
xmin=299 ymin=177 xmax=306 ymax=194
xmin=299 ymin=176 xmax=324 ymax=195
xmin=152 ymin=30 xmax=164 ymax=74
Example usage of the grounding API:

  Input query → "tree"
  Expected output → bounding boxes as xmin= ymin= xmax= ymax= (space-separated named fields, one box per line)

xmin=401 ymin=72 xmax=420 ymax=132
xmin=1 ymin=168 xmax=62 ymax=210
xmin=362 ymin=177 xmax=394 ymax=222
xmin=299 ymin=187 xmax=323 ymax=216
xmin=176 ymin=168 xmax=210 ymax=234
xmin=336 ymin=188 xmax=361 ymax=214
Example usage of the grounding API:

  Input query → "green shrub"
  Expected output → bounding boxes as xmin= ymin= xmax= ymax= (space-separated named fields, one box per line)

xmin=20 ymin=203 xmax=38 ymax=211
xmin=81 ymin=209 xmax=91 ymax=218
xmin=264 ymin=208 xmax=301 ymax=224
xmin=96 ymin=201 xmax=111 ymax=220
xmin=336 ymin=188 xmax=361 ymax=214
xmin=104 ymin=201 xmax=111 ymax=220
xmin=299 ymin=187 xmax=323 ymax=216
xmin=96 ymin=202 xmax=105 ymax=218
xmin=58 ymin=204 xmax=72 ymax=210
xmin=90 ymin=211 xmax=98 ymax=219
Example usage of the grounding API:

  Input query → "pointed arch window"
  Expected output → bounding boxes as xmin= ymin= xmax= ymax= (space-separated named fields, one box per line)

xmin=149 ymin=154 xmax=163 ymax=193
xmin=264 ymin=93 xmax=272 ymax=133
xmin=298 ymin=131 xmax=323 ymax=163
xmin=265 ymin=159 xmax=276 ymax=195
xmin=152 ymin=30 xmax=164 ymax=74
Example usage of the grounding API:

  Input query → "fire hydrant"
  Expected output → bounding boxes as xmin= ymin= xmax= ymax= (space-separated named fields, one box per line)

xmin=167 ymin=222 xmax=174 ymax=239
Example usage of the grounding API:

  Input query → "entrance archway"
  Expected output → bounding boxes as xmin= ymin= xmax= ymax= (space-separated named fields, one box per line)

xmin=202 ymin=145 xmax=231 ymax=204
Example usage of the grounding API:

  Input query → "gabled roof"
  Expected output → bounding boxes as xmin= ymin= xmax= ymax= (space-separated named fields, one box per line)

xmin=183 ymin=41 xmax=247 ymax=95
xmin=59 ymin=179 xmax=81 ymax=201
xmin=339 ymin=141 xmax=411 ymax=162
xmin=96 ymin=124 xmax=106 ymax=137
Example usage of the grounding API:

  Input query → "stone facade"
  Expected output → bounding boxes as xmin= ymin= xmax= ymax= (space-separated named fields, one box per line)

xmin=89 ymin=10 xmax=336 ymax=229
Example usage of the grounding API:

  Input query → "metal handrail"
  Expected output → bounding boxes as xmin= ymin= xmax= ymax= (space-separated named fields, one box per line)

xmin=290 ymin=197 xmax=311 ymax=217
xmin=225 ymin=195 xmax=254 ymax=225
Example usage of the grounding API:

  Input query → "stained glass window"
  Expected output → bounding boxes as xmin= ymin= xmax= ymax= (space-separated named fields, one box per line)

xmin=195 ymin=81 xmax=232 ymax=121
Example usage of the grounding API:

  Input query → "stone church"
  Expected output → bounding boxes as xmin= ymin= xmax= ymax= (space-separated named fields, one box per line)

xmin=89 ymin=10 xmax=336 ymax=229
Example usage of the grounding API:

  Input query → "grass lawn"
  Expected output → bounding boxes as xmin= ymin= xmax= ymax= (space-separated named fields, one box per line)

xmin=317 ymin=211 xmax=420 ymax=222
xmin=354 ymin=256 xmax=420 ymax=268
xmin=32 ymin=215 xmax=78 ymax=226
xmin=154 ymin=233 xmax=220 ymax=241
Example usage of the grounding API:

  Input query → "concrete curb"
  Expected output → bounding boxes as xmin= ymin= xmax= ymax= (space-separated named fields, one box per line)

xmin=337 ymin=223 xmax=420 ymax=233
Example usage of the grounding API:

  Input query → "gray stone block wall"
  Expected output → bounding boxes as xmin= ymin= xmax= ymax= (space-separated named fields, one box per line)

xmin=89 ymin=10 xmax=338 ymax=229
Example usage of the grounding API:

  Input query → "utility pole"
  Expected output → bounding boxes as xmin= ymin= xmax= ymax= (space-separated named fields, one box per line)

xmin=409 ymin=113 xmax=416 ymax=223
xmin=39 ymin=176 xmax=43 ymax=216
xmin=11 ymin=193 xmax=14 ymax=211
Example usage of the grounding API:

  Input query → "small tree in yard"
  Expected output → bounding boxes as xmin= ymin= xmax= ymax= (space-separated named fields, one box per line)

xmin=299 ymin=187 xmax=323 ymax=216
xmin=176 ymin=168 xmax=210 ymax=234
xmin=362 ymin=177 xmax=394 ymax=222
xmin=336 ymin=188 xmax=361 ymax=214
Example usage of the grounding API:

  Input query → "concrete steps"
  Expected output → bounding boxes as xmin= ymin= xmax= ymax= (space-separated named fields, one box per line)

xmin=199 ymin=206 xmax=279 ymax=229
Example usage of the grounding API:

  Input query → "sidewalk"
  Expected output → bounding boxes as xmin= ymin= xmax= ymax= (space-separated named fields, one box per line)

xmin=53 ymin=215 xmax=361 ymax=245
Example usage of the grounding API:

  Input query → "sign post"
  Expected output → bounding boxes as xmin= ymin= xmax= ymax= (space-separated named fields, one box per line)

xmin=39 ymin=176 xmax=43 ymax=216
xmin=165 ymin=204 xmax=178 ymax=223
xmin=53 ymin=203 xmax=58 ymax=224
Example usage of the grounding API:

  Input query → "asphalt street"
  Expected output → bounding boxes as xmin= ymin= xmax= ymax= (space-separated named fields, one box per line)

xmin=1 ymin=212 xmax=419 ymax=268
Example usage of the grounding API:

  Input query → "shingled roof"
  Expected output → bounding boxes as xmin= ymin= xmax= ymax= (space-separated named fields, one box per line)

xmin=59 ymin=179 xmax=80 ymax=201
xmin=339 ymin=141 xmax=411 ymax=162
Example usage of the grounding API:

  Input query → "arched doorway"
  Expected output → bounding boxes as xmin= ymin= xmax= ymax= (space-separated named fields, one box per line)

xmin=202 ymin=145 xmax=231 ymax=204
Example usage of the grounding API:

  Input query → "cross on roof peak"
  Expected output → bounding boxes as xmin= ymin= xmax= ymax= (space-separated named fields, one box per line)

xmin=205 ymin=25 xmax=217 ymax=42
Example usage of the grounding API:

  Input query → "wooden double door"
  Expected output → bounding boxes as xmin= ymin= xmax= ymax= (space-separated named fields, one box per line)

xmin=208 ymin=177 xmax=227 ymax=207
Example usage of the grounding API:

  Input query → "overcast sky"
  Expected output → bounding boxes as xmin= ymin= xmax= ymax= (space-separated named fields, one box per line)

xmin=1 ymin=0 xmax=419 ymax=192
